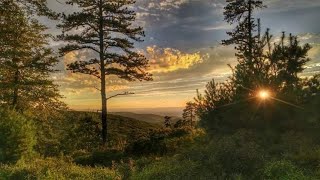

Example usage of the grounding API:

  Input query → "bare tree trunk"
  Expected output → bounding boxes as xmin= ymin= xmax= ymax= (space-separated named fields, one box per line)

xmin=101 ymin=75 xmax=107 ymax=145
xmin=248 ymin=0 xmax=253 ymax=68
xmin=98 ymin=0 xmax=107 ymax=145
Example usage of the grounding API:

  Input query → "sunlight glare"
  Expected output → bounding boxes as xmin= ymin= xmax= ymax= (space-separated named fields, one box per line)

xmin=258 ymin=90 xmax=270 ymax=100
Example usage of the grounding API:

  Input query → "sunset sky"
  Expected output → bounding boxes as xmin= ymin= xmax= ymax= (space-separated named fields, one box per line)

xmin=44 ymin=0 xmax=320 ymax=114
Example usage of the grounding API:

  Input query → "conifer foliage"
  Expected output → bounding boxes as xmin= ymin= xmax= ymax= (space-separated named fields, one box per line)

xmin=223 ymin=0 xmax=265 ymax=64
xmin=182 ymin=102 xmax=197 ymax=126
xmin=10 ymin=0 xmax=58 ymax=18
xmin=0 ymin=1 xmax=63 ymax=112
xmin=58 ymin=0 xmax=152 ymax=144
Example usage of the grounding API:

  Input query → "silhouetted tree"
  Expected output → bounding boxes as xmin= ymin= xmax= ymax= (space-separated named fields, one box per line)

xmin=223 ymin=0 xmax=265 ymax=97
xmin=173 ymin=119 xmax=183 ymax=128
xmin=182 ymin=102 xmax=197 ymax=126
xmin=0 ymin=1 xmax=63 ymax=112
xmin=2 ymin=0 xmax=58 ymax=19
xmin=164 ymin=116 xmax=172 ymax=128
xmin=223 ymin=0 xmax=265 ymax=67
xmin=58 ymin=0 xmax=152 ymax=144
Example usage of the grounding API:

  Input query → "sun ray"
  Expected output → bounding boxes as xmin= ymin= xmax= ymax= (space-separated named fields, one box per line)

xmin=217 ymin=97 xmax=256 ymax=109
xmin=270 ymin=97 xmax=304 ymax=110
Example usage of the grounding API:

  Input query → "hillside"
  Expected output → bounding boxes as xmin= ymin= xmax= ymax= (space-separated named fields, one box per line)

xmin=111 ymin=112 xmax=181 ymax=125
xmin=64 ymin=111 xmax=161 ymax=143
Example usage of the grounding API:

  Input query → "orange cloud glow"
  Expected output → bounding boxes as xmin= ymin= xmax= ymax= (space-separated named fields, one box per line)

xmin=146 ymin=46 xmax=206 ymax=73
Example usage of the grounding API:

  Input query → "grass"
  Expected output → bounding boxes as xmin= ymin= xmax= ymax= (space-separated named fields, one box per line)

xmin=0 ymin=158 xmax=120 ymax=180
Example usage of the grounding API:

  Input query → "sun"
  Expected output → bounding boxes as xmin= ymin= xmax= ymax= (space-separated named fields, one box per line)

xmin=258 ymin=90 xmax=270 ymax=100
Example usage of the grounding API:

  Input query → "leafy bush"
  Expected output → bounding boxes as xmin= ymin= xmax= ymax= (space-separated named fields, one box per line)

xmin=61 ymin=114 xmax=101 ymax=155
xmin=125 ymin=127 xmax=204 ymax=156
xmin=125 ymin=130 xmax=168 ymax=156
xmin=0 ymin=108 xmax=36 ymax=163
xmin=131 ymin=157 xmax=202 ymax=180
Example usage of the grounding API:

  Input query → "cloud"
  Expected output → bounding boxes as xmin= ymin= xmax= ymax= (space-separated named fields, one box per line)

xmin=264 ymin=0 xmax=320 ymax=11
xmin=145 ymin=46 xmax=206 ymax=73
xmin=203 ymin=22 xmax=232 ymax=31
xmin=44 ymin=0 xmax=320 ymax=110
xmin=142 ymin=0 xmax=189 ymax=11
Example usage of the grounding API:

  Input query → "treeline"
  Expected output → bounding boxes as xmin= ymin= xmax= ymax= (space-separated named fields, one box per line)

xmin=170 ymin=0 xmax=320 ymax=179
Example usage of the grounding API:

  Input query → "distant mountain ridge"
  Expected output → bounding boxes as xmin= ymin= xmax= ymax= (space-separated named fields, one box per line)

xmin=110 ymin=112 xmax=181 ymax=125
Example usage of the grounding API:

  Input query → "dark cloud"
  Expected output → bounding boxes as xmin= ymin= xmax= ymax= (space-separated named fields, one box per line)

xmin=43 ymin=0 xmax=320 ymax=110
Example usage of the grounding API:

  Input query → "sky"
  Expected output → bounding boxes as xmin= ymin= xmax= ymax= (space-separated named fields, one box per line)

xmin=44 ymin=0 xmax=320 ymax=114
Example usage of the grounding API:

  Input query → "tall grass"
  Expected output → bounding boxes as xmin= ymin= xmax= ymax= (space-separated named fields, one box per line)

xmin=0 ymin=158 xmax=120 ymax=180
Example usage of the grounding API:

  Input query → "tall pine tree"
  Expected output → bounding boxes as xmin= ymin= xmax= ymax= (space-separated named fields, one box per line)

xmin=58 ymin=0 xmax=152 ymax=144
xmin=182 ymin=102 xmax=197 ymax=126
xmin=0 ymin=1 xmax=63 ymax=113
xmin=223 ymin=0 xmax=265 ymax=65
xmin=222 ymin=0 xmax=265 ymax=96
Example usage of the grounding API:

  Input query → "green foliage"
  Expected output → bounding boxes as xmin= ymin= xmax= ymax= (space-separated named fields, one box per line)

xmin=0 ymin=1 xmax=64 ymax=111
xmin=212 ymin=130 xmax=265 ymax=177
xmin=131 ymin=157 xmax=201 ymax=180
xmin=0 ymin=158 xmax=120 ymax=180
xmin=74 ymin=150 xmax=126 ymax=167
xmin=182 ymin=102 xmax=197 ymax=126
xmin=125 ymin=127 xmax=204 ymax=157
xmin=8 ymin=0 xmax=58 ymax=18
xmin=263 ymin=160 xmax=308 ymax=180
xmin=61 ymin=113 xmax=101 ymax=155
xmin=125 ymin=129 xmax=168 ymax=156
xmin=55 ymin=111 xmax=159 ymax=158
xmin=0 ymin=108 xmax=36 ymax=164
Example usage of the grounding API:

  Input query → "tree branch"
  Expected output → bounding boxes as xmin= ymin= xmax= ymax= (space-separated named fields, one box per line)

xmin=107 ymin=91 xmax=134 ymax=100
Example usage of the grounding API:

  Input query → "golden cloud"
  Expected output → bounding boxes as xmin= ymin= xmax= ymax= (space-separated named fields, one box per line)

xmin=146 ymin=46 xmax=206 ymax=73
xmin=62 ymin=51 xmax=130 ymax=94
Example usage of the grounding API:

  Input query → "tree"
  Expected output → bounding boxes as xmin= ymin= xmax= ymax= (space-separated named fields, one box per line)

xmin=182 ymin=102 xmax=197 ymax=126
xmin=0 ymin=108 xmax=36 ymax=163
xmin=0 ymin=1 xmax=63 ymax=112
xmin=164 ymin=116 xmax=172 ymax=128
xmin=223 ymin=0 xmax=265 ymax=66
xmin=223 ymin=0 xmax=265 ymax=96
xmin=58 ymin=0 xmax=152 ymax=144
xmin=13 ymin=0 xmax=57 ymax=18
xmin=173 ymin=119 xmax=184 ymax=128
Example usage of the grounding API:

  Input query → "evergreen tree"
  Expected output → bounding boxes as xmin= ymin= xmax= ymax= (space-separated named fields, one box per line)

xmin=13 ymin=0 xmax=57 ymax=18
xmin=164 ymin=116 xmax=172 ymax=128
xmin=0 ymin=1 xmax=63 ymax=112
xmin=182 ymin=102 xmax=197 ymax=126
xmin=222 ymin=0 xmax=265 ymax=96
xmin=223 ymin=0 xmax=265 ymax=65
xmin=58 ymin=0 xmax=152 ymax=144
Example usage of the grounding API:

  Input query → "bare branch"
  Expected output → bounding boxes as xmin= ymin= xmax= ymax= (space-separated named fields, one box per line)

xmin=107 ymin=92 xmax=134 ymax=100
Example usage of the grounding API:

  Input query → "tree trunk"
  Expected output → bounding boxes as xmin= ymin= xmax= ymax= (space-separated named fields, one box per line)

xmin=248 ymin=0 xmax=253 ymax=68
xmin=98 ymin=0 xmax=107 ymax=145
xmin=101 ymin=74 xmax=107 ymax=145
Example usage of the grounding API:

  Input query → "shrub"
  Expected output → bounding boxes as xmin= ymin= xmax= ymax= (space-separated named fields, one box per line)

xmin=74 ymin=150 xmax=126 ymax=167
xmin=212 ymin=130 xmax=265 ymax=177
xmin=263 ymin=160 xmax=308 ymax=180
xmin=125 ymin=130 xmax=168 ymax=156
xmin=0 ymin=108 xmax=36 ymax=163
xmin=131 ymin=157 xmax=201 ymax=180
